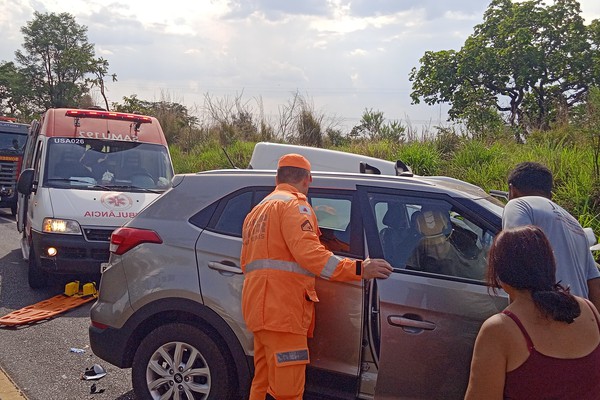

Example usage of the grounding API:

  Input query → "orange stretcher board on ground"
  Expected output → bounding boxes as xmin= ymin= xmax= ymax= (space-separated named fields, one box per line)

xmin=0 ymin=294 xmax=95 ymax=327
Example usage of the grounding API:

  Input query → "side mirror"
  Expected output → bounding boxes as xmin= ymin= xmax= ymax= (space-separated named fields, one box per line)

xmin=17 ymin=168 xmax=35 ymax=195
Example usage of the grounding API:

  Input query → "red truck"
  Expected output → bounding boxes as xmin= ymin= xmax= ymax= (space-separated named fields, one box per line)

xmin=0 ymin=116 xmax=29 ymax=216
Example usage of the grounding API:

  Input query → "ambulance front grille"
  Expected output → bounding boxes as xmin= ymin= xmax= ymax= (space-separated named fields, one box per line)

xmin=83 ymin=228 xmax=115 ymax=242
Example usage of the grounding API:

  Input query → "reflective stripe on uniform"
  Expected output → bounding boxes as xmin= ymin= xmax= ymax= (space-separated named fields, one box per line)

xmin=275 ymin=349 xmax=309 ymax=365
xmin=245 ymin=259 xmax=315 ymax=277
xmin=259 ymin=193 xmax=294 ymax=204
xmin=319 ymin=254 xmax=344 ymax=280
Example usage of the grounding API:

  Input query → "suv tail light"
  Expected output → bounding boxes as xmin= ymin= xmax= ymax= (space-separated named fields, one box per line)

xmin=110 ymin=227 xmax=162 ymax=255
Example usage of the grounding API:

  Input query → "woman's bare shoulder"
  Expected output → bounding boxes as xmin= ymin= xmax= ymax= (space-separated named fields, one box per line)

xmin=478 ymin=312 xmax=522 ymax=343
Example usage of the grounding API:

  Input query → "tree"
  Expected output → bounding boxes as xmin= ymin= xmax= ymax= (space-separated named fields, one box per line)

xmin=113 ymin=94 xmax=198 ymax=144
xmin=13 ymin=11 xmax=116 ymax=111
xmin=410 ymin=0 xmax=597 ymax=141
xmin=350 ymin=108 xmax=405 ymax=142
xmin=0 ymin=61 xmax=31 ymax=117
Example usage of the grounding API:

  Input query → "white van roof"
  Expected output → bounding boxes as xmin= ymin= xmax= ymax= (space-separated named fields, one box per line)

xmin=248 ymin=142 xmax=412 ymax=176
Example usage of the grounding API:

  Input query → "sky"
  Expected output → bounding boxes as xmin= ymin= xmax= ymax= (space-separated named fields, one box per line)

xmin=2 ymin=0 xmax=600 ymax=133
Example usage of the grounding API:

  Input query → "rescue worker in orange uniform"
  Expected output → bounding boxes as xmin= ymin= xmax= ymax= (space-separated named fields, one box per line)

xmin=241 ymin=153 xmax=394 ymax=400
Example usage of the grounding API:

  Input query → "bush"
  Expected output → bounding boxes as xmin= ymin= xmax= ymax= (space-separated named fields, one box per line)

xmin=397 ymin=142 xmax=441 ymax=176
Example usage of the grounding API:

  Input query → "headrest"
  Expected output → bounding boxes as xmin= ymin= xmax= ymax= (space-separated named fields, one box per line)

xmin=415 ymin=208 xmax=449 ymax=237
xmin=61 ymin=146 xmax=84 ymax=162
xmin=382 ymin=207 xmax=407 ymax=229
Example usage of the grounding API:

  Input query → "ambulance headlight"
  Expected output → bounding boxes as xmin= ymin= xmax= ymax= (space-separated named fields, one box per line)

xmin=42 ymin=218 xmax=82 ymax=234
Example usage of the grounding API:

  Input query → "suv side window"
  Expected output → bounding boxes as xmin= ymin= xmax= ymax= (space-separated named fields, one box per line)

xmin=309 ymin=192 xmax=359 ymax=257
xmin=214 ymin=191 xmax=253 ymax=236
xmin=190 ymin=188 xmax=271 ymax=236
xmin=371 ymin=194 xmax=493 ymax=281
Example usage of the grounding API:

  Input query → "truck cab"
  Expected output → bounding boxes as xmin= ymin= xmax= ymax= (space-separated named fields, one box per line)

xmin=0 ymin=116 xmax=29 ymax=216
xmin=16 ymin=108 xmax=174 ymax=288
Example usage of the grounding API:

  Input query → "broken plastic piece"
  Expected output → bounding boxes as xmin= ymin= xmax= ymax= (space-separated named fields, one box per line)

xmin=82 ymin=364 xmax=107 ymax=381
xmin=70 ymin=347 xmax=85 ymax=354
xmin=90 ymin=383 xmax=105 ymax=394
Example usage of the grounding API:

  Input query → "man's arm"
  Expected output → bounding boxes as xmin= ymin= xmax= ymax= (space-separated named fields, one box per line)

xmin=587 ymin=276 xmax=600 ymax=311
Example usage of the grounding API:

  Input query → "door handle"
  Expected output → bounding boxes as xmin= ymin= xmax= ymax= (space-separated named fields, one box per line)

xmin=208 ymin=261 xmax=243 ymax=275
xmin=387 ymin=315 xmax=436 ymax=331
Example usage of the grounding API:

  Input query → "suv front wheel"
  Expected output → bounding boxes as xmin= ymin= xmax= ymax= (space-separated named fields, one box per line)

xmin=132 ymin=323 xmax=235 ymax=400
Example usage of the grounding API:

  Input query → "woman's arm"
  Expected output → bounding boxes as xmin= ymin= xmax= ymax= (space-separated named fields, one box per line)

xmin=464 ymin=315 xmax=508 ymax=400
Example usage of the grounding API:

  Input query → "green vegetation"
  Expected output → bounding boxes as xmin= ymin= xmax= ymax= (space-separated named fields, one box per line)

xmin=1 ymin=12 xmax=115 ymax=117
xmin=410 ymin=0 xmax=600 ymax=141
xmin=2 ymin=3 xmax=600 ymax=241
xmin=170 ymin=129 xmax=600 ymax=238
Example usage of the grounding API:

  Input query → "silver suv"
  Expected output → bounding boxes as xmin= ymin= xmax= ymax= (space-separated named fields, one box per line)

xmin=89 ymin=166 xmax=507 ymax=399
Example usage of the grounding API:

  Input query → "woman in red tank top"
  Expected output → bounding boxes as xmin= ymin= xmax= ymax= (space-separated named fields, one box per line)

xmin=464 ymin=225 xmax=600 ymax=399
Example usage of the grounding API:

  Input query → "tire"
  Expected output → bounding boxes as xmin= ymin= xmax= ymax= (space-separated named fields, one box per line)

xmin=132 ymin=323 xmax=235 ymax=400
xmin=28 ymin=246 xmax=48 ymax=289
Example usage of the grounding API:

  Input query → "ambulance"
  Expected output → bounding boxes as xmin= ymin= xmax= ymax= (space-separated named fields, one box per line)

xmin=16 ymin=108 xmax=174 ymax=288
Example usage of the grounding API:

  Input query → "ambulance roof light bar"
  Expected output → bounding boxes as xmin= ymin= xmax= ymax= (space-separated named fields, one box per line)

xmin=0 ymin=116 xmax=17 ymax=122
xmin=65 ymin=110 xmax=152 ymax=133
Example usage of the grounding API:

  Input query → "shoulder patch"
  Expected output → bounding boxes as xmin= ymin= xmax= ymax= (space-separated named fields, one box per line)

xmin=301 ymin=220 xmax=314 ymax=232
xmin=298 ymin=205 xmax=312 ymax=215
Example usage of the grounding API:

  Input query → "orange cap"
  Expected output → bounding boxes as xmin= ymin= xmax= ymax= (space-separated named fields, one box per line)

xmin=277 ymin=153 xmax=311 ymax=171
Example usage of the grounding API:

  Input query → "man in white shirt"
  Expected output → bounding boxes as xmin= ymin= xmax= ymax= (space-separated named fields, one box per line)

xmin=503 ymin=161 xmax=600 ymax=309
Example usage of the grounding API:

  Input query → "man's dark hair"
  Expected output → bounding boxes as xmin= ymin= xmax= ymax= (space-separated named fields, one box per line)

xmin=508 ymin=162 xmax=553 ymax=197
xmin=277 ymin=166 xmax=310 ymax=184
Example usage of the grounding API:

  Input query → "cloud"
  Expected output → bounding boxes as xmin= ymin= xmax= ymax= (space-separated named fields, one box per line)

xmin=2 ymin=0 xmax=599 ymax=131
xmin=225 ymin=0 xmax=330 ymax=20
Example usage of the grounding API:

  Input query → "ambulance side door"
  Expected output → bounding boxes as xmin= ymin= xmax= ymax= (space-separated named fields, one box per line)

xmin=16 ymin=121 xmax=40 ymax=233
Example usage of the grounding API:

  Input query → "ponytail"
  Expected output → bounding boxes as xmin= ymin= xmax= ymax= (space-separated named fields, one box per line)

xmin=531 ymin=283 xmax=581 ymax=323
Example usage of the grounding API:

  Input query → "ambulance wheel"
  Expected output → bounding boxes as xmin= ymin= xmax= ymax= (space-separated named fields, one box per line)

xmin=132 ymin=323 xmax=235 ymax=400
xmin=28 ymin=247 xmax=48 ymax=289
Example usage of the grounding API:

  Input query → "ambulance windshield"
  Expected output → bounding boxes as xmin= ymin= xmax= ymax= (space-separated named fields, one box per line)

xmin=44 ymin=138 xmax=174 ymax=191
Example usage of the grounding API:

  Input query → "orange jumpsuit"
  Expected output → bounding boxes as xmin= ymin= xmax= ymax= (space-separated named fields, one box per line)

xmin=241 ymin=183 xmax=363 ymax=400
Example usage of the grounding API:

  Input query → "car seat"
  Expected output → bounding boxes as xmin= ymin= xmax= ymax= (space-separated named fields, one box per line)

xmin=130 ymin=174 xmax=155 ymax=188
xmin=412 ymin=205 xmax=485 ymax=279
xmin=380 ymin=206 xmax=421 ymax=268
xmin=54 ymin=148 xmax=92 ymax=179
xmin=117 ymin=151 xmax=153 ymax=184
xmin=413 ymin=207 xmax=451 ymax=240
xmin=410 ymin=206 xmax=453 ymax=274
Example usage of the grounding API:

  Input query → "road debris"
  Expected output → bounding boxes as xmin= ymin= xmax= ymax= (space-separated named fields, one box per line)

xmin=81 ymin=364 xmax=107 ymax=381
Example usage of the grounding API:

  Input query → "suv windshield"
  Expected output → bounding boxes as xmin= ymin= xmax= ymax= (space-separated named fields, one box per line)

xmin=43 ymin=138 xmax=173 ymax=191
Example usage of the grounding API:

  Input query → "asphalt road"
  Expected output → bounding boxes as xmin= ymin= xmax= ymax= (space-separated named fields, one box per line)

xmin=0 ymin=209 xmax=135 ymax=400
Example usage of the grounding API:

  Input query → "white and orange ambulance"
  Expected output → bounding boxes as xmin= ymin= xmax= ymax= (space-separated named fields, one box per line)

xmin=16 ymin=108 xmax=174 ymax=288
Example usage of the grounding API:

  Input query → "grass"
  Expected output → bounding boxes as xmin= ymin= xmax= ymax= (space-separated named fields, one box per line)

xmin=169 ymin=136 xmax=600 ymax=238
